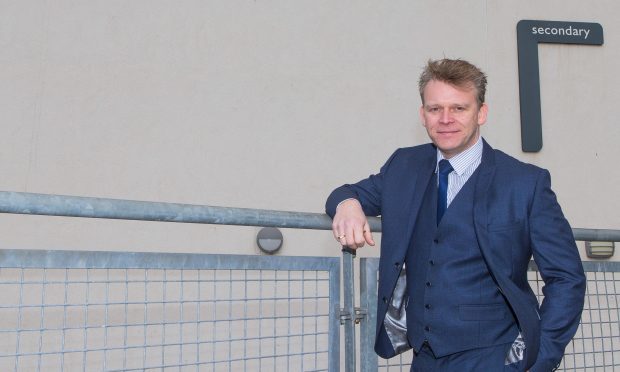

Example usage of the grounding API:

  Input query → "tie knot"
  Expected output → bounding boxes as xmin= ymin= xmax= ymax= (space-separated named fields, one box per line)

xmin=438 ymin=159 xmax=453 ymax=176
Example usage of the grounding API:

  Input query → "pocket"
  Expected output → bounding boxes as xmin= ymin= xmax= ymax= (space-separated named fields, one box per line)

xmin=459 ymin=303 xmax=507 ymax=321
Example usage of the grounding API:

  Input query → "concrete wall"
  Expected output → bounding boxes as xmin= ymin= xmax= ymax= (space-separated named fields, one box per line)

xmin=0 ymin=1 xmax=617 ymax=259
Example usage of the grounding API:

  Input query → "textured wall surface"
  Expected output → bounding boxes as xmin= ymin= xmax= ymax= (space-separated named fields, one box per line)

xmin=0 ymin=1 xmax=617 ymax=258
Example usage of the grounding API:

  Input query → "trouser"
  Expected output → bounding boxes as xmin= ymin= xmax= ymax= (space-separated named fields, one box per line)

xmin=410 ymin=342 xmax=525 ymax=372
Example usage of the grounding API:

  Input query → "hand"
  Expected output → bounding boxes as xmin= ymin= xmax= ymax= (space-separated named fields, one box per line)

xmin=332 ymin=199 xmax=375 ymax=250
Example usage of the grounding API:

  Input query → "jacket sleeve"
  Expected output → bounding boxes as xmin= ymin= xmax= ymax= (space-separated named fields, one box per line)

xmin=325 ymin=149 xmax=400 ymax=218
xmin=528 ymin=169 xmax=586 ymax=372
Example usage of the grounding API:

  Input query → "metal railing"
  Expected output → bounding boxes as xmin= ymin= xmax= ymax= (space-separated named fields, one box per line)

xmin=1 ymin=191 xmax=620 ymax=371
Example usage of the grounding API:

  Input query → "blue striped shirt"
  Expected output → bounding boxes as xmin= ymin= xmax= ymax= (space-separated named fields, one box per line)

xmin=436 ymin=136 xmax=483 ymax=207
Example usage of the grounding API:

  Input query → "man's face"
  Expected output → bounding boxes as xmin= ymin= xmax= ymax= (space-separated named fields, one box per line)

xmin=419 ymin=80 xmax=488 ymax=159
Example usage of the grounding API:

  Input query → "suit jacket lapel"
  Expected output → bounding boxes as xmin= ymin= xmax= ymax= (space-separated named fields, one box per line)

xmin=399 ymin=146 xmax=436 ymax=257
xmin=473 ymin=140 xmax=496 ymax=256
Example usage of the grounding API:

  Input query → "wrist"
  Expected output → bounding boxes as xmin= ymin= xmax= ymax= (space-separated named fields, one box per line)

xmin=336 ymin=198 xmax=359 ymax=211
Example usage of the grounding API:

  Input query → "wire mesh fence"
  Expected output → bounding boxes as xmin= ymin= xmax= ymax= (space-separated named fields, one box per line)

xmin=527 ymin=263 xmax=620 ymax=371
xmin=0 ymin=250 xmax=340 ymax=372
xmin=360 ymin=259 xmax=620 ymax=371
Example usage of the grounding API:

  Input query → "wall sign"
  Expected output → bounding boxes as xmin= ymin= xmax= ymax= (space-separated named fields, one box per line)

xmin=517 ymin=20 xmax=603 ymax=152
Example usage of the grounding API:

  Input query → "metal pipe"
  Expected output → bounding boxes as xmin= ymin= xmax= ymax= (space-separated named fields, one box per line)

xmin=341 ymin=248 xmax=356 ymax=372
xmin=0 ymin=191 xmax=618 ymax=241
xmin=572 ymin=228 xmax=620 ymax=242
xmin=0 ymin=191 xmax=380 ymax=231
xmin=359 ymin=257 xmax=380 ymax=372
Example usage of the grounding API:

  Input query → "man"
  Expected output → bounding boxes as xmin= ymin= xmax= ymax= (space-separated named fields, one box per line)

xmin=325 ymin=59 xmax=585 ymax=371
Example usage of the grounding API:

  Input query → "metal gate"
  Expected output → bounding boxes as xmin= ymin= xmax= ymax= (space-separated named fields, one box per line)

xmin=0 ymin=249 xmax=340 ymax=371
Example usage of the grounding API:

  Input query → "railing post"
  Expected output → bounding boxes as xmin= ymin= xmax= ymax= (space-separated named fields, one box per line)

xmin=341 ymin=247 xmax=357 ymax=372
xmin=359 ymin=257 xmax=379 ymax=372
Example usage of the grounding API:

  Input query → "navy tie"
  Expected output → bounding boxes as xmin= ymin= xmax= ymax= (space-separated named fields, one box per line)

xmin=437 ymin=159 xmax=453 ymax=225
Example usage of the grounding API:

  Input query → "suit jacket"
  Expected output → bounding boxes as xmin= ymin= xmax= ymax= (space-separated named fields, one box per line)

xmin=326 ymin=140 xmax=586 ymax=371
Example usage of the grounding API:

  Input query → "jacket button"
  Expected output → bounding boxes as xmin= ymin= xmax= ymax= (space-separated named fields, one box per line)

xmin=382 ymin=297 xmax=388 ymax=303
xmin=394 ymin=262 xmax=400 ymax=268
xmin=425 ymin=281 xmax=431 ymax=287
xmin=424 ymin=326 xmax=430 ymax=332
xmin=429 ymin=260 xmax=434 ymax=265
xmin=425 ymin=304 xmax=431 ymax=309
xmin=433 ymin=238 xmax=439 ymax=244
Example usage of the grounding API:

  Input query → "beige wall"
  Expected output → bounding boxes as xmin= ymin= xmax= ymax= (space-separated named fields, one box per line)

xmin=0 ymin=1 xmax=617 ymax=259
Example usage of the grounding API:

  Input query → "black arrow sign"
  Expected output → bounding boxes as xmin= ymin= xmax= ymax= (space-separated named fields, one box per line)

xmin=517 ymin=20 xmax=603 ymax=152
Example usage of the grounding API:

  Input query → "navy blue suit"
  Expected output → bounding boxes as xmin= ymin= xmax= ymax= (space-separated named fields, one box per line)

xmin=326 ymin=140 xmax=586 ymax=371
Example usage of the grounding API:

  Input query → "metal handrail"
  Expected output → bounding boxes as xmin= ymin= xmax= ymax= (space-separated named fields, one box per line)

xmin=0 ymin=190 xmax=619 ymax=372
xmin=0 ymin=191 xmax=377 ymax=230
xmin=0 ymin=191 xmax=618 ymax=241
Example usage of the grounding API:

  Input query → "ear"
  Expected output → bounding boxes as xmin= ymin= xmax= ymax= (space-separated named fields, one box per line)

xmin=419 ymin=105 xmax=426 ymax=126
xmin=477 ymin=103 xmax=488 ymax=126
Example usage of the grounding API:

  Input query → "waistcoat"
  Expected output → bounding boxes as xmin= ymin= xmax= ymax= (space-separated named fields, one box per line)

xmin=405 ymin=168 xmax=518 ymax=357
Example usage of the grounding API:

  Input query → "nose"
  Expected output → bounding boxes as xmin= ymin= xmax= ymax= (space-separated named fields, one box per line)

xmin=439 ymin=110 xmax=453 ymax=124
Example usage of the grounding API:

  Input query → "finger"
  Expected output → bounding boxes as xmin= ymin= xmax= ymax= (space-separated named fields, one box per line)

xmin=335 ymin=231 xmax=346 ymax=244
xmin=353 ymin=225 xmax=366 ymax=248
xmin=332 ymin=221 xmax=341 ymax=241
xmin=345 ymin=226 xmax=358 ymax=249
xmin=332 ymin=222 xmax=345 ymax=243
xmin=334 ymin=225 xmax=351 ymax=247
xmin=363 ymin=222 xmax=375 ymax=246
xmin=334 ymin=230 xmax=343 ymax=243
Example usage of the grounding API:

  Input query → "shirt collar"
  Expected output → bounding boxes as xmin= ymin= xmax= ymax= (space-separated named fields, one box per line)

xmin=435 ymin=136 xmax=483 ymax=176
